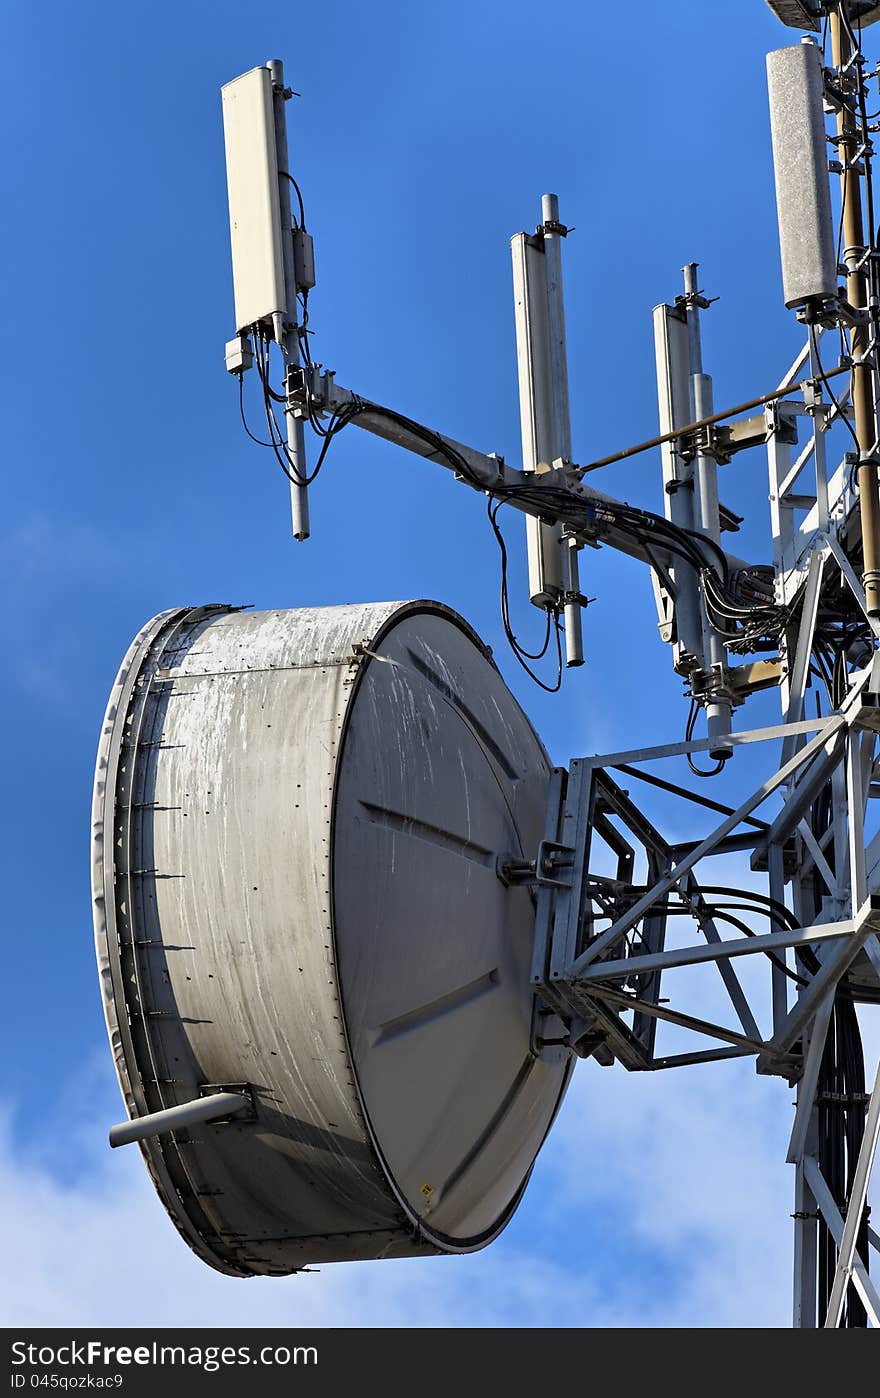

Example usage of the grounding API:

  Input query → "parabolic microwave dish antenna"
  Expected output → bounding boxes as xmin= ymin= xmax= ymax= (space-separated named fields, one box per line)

xmin=92 ymin=600 xmax=572 ymax=1275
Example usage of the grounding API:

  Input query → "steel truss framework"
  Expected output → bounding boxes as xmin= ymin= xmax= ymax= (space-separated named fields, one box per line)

xmin=521 ymin=328 xmax=880 ymax=1328
xmin=286 ymin=310 xmax=880 ymax=1326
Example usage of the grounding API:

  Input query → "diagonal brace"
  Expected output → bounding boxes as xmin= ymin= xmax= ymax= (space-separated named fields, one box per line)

xmin=824 ymin=1060 xmax=880 ymax=1327
xmin=569 ymin=716 xmax=846 ymax=977
xmin=803 ymin=1156 xmax=880 ymax=1327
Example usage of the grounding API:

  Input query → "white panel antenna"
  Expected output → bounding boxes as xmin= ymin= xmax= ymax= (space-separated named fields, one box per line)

xmin=511 ymin=230 xmax=563 ymax=607
xmin=511 ymin=195 xmax=584 ymax=665
xmin=221 ymin=66 xmax=286 ymax=336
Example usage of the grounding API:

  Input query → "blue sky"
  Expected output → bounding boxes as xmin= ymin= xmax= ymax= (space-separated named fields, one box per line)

xmin=1 ymin=0 xmax=873 ymax=1327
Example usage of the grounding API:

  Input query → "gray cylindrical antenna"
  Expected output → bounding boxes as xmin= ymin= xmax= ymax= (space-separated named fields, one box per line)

xmin=683 ymin=262 xmax=731 ymax=760
xmin=766 ymin=39 xmax=837 ymax=309
xmin=652 ymin=299 xmax=703 ymax=669
xmin=562 ymin=536 xmax=584 ymax=667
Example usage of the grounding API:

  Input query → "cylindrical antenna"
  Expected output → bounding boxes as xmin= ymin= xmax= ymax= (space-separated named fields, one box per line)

xmin=561 ymin=535 xmax=584 ymax=667
xmin=511 ymin=192 xmax=584 ymax=663
xmin=766 ymin=38 xmax=837 ymax=308
xmin=683 ymin=262 xmax=731 ymax=759
xmin=652 ymin=298 xmax=704 ymax=669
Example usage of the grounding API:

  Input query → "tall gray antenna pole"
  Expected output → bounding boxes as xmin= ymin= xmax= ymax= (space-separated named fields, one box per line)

xmin=829 ymin=10 xmax=880 ymax=618
xmin=268 ymin=58 xmax=310 ymax=542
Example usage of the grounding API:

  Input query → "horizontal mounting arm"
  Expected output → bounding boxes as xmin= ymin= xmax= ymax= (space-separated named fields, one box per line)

xmin=290 ymin=367 xmax=757 ymax=578
xmin=572 ymin=915 xmax=863 ymax=983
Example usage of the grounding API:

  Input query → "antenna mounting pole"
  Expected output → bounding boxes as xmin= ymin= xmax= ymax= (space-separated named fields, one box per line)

xmin=268 ymin=58 xmax=310 ymax=542
xmin=830 ymin=7 xmax=880 ymax=614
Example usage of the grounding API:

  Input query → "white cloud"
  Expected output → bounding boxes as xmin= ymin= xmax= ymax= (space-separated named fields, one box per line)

xmin=543 ymin=1061 xmax=794 ymax=1324
xmin=0 ymin=1040 xmax=807 ymax=1329
xmin=0 ymin=1107 xmax=599 ymax=1329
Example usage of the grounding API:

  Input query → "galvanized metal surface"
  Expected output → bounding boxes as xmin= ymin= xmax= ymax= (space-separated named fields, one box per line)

xmin=267 ymin=57 xmax=310 ymax=541
xmin=766 ymin=41 xmax=837 ymax=309
xmin=829 ymin=12 xmax=880 ymax=620
xmin=766 ymin=2 xmax=880 ymax=29
xmin=333 ymin=609 xmax=570 ymax=1242
xmin=93 ymin=600 xmax=571 ymax=1276
xmin=764 ymin=0 xmax=822 ymax=29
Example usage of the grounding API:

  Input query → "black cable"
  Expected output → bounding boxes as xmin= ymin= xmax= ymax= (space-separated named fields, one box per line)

xmin=300 ymin=391 xmax=569 ymax=688
xmin=254 ymin=326 xmax=361 ymax=488
xmin=247 ymin=348 xmax=766 ymax=649
xmin=702 ymin=569 xmax=788 ymax=650
xmin=305 ymin=396 xmax=788 ymax=680
xmin=238 ymin=371 xmax=275 ymax=447
xmin=280 ymin=171 xmax=306 ymax=230
xmin=295 ymin=292 xmax=335 ymax=440
xmin=244 ymin=333 xmax=568 ymax=689
xmin=796 ymin=244 xmax=874 ymax=1312
xmin=817 ymin=983 xmax=869 ymax=1327
xmin=667 ymin=900 xmax=806 ymax=983
xmin=808 ymin=324 xmax=860 ymax=460
xmin=609 ymin=502 xmax=730 ymax=582
xmin=254 ymin=326 xmax=287 ymax=401
xmin=594 ymin=891 xmax=808 ymax=984
xmin=685 ymin=906 xmax=807 ymax=985
xmin=685 ymin=698 xmax=728 ymax=778
xmin=233 ymin=171 xmax=794 ymax=690
xmin=255 ymin=330 xmax=304 ymax=479
xmin=487 ymin=495 xmax=563 ymax=691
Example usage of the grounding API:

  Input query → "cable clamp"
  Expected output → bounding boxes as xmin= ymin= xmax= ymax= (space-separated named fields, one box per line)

xmin=834 ymin=296 xmax=870 ymax=329
xmin=675 ymin=289 xmax=717 ymax=312
xmin=537 ymin=218 xmax=570 ymax=237
xmin=198 ymin=1082 xmax=258 ymax=1124
xmin=816 ymin=1090 xmax=871 ymax=1106
xmin=665 ymin=476 xmax=694 ymax=495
